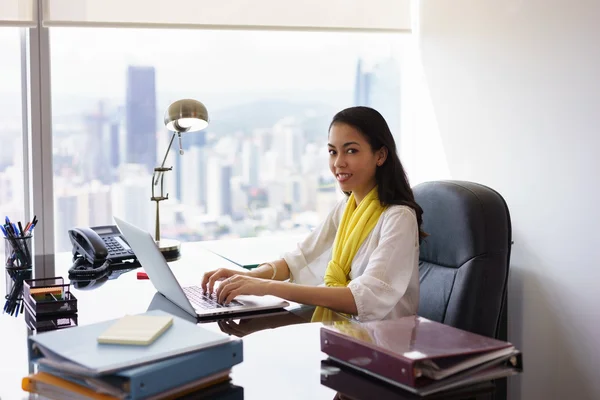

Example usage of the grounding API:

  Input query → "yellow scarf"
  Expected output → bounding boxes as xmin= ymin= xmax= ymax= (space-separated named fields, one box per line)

xmin=312 ymin=186 xmax=386 ymax=322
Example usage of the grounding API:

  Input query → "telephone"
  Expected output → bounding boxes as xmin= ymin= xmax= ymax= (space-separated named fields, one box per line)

xmin=68 ymin=225 xmax=138 ymax=269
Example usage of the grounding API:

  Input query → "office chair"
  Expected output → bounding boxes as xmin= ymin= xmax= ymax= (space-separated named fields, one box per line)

xmin=413 ymin=180 xmax=512 ymax=340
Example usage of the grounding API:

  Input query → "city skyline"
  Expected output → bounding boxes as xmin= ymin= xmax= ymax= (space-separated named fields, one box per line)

xmin=0 ymin=27 xmax=406 ymax=252
xmin=0 ymin=28 xmax=406 ymax=117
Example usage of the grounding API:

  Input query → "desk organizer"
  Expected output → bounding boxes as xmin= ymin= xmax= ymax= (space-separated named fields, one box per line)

xmin=23 ymin=277 xmax=78 ymax=317
xmin=23 ymin=277 xmax=78 ymax=332
xmin=25 ymin=310 xmax=78 ymax=333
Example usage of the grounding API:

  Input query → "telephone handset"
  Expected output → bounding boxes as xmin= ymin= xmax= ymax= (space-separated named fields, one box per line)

xmin=68 ymin=225 xmax=137 ymax=265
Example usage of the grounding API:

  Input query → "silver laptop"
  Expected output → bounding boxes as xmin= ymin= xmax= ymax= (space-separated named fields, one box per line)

xmin=114 ymin=216 xmax=289 ymax=318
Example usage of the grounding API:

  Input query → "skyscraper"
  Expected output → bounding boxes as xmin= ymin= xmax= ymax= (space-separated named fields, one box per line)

xmin=353 ymin=58 xmax=401 ymax=143
xmin=241 ymin=138 xmax=259 ymax=188
xmin=206 ymin=156 xmax=232 ymax=217
xmin=83 ymin=101 xmax=110 ymax=183
xmin=175 ymin=130 xmax=207 ymax=205
xmin=109 ymin=121 xmax=120 ymax=169
xmin=126 ymin=66 xmax=157 ymax=173
xmin=54 ymin=192 xmax=78 ymax=252
xmin=354 ymin=59 xmax=371 ymax=106
xmin=181 ymin=145 xmax=208 ymax=209
xmin=112 ymin=164 xmax=154 ymax=235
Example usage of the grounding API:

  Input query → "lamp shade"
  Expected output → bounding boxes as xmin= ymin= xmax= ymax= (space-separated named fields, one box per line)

xmin=164 ymin=99 xmax=209 ymax=133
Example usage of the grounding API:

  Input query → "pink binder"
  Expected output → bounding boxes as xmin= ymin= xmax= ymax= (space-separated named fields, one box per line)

xmin=320 ymin=316 xmax=522 ymax=396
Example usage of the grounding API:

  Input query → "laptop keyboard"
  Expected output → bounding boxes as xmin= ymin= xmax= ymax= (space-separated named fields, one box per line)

xmin=183 ymin=286 xmax=243 ymax=309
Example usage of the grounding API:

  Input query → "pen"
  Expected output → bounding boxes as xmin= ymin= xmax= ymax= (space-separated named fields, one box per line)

xmin=0 ymin=225 xmax=7 ymax=237
xmin=18 ymin=222 xmax=23 ymax=237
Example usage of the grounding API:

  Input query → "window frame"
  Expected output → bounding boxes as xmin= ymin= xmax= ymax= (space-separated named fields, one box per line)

xmin=12 ymin=0 xmax=413 ymax=278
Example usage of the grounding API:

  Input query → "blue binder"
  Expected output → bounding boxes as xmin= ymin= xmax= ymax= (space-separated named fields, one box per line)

xmin=28 ymin=310 xmax=234 ymax=376
xmin=37 ymin=339 xmax=243 ymax=399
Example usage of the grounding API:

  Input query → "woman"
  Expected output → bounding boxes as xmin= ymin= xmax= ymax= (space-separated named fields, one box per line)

xmin=201 ymin=106 xmax=425 ymax=321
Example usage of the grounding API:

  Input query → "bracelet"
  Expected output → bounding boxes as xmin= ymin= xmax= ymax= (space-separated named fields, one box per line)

xmin=263 ymin=262 xmax=277 ymax=280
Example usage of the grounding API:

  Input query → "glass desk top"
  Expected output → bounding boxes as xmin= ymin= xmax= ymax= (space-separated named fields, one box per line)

xmin=0 ymin=243 xmax=496 ymax=400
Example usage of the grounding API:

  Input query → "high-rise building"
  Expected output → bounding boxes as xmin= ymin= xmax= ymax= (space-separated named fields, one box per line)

xmin=272 ymin=118 xmax=303 ymax=172
xmin=111 ymin=164 xmax=153 ymax=235
xmin=180 ymin=145 xmax=208 ymax=209
xmin=230 ymin=176 xmax=248 ymax=216
xmin=284 ymin=175 xmax=303 ymax=213
xmin=353 ymin=58 xmax=402 ymax=143
xmin=109 ymin=118 xmax=122 ymax=171
xmin=54 ymin=192 xmax=78 ymax=252
xmin=354 ymin=59 xmax=371 ymax=106
xmin=299 ymin=173 xmax=318 ymax=212
xmin=126 ymin=66 xmax=157 ymax=174
xmin=175 ymin=130 xmax=207 ymax=205
xmin=206 ymin=157 xmax=232 ymax=217
xmin=80 ymin=182 xmax=113 ymax=228
xmin=83 ymin=101 xmax=111 ymax=183
xmin=241 ymin=139 xmax=259 ymax=188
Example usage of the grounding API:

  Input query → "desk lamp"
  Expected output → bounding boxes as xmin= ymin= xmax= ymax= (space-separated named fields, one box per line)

xmin=152 ymin=99 xmax=209 ymax=261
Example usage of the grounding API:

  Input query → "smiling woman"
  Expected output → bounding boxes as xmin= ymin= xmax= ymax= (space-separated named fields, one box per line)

xmin=328 ymin=122 xmax=387 ymax=204
xmin=202 ymin=106 xmax=425 ymax=322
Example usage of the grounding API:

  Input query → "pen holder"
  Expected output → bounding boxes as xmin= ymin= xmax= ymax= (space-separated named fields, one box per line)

xmin=4 ymin=236 xmax=33 ymax=316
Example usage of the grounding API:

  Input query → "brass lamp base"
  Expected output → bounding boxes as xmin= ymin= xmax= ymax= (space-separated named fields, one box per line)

xmin=156 ymin=238 xmax=181 ymax=262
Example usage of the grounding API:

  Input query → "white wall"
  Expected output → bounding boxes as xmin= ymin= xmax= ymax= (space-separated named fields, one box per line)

xmin=415 ymin=1 xmax=600 ymax=399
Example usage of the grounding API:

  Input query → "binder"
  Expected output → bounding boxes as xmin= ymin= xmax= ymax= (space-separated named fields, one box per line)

xmin=22 ymin=369 xmax=232 ymax=400
xmin=28 ymin=310 xmax=232 ymax=376
xmin=320 ymin=316 xmax=522 ymax=397
xmin=320 ymin=359 xmax=496 ymax=400
xmin=35 ymin=338 xmax=243 ymax=399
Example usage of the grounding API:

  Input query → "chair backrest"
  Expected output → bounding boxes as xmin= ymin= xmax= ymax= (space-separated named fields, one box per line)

xmin=413 ymin=180 xmax=512 ymax=339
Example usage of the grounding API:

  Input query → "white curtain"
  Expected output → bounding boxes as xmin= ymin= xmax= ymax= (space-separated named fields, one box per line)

xmin=42 ymin=0 xmax=411 ymax=31
xmin=0 ymin=0 xmax=35 ymax=26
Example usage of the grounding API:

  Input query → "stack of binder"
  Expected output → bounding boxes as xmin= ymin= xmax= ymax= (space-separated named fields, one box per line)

xmin=22 ymin=310 xmax=243 ymax=399
xmin=320 ymin=316 xmax=523 ymax=397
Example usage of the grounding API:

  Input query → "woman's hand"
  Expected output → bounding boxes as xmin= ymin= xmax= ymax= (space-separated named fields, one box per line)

xmin=201 ymin=268 xmax=248 ymax=295
xmin=215 ymin=275 xmax=272 ymax=305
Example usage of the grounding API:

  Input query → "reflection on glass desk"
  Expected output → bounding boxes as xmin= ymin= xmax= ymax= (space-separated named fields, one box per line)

xmin=0 ymin=243 xmax=504 ymax=400
xmin=178 ymin=381 xmax=244 ymax=399
xmin=322 ymin=359 xmax=495 ymax=400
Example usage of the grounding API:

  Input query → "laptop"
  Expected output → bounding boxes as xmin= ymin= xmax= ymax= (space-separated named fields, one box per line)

xmin=113 ymin=216 xmax=289 ymax=318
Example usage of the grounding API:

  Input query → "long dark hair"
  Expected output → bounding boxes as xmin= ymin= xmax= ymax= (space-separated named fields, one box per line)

xmin=330 ymin=106 xmax=426 ymax=239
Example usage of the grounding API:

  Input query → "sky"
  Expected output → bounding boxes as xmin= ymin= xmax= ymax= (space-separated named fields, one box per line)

xmin=0 ymin=27 xmax=406 ymax=98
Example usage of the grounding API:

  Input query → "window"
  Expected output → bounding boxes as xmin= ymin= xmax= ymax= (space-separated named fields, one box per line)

xmin=50 ymin=28 xmax=409 ymax=252
xmin=0 ymin=28 xmax=26 ymax=252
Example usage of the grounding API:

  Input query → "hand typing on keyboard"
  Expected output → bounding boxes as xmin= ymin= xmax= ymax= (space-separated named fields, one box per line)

xmin=184 ymin=286 xmax=242 ymax=308
xmin=201 ymin=267 xmax=249 ymax=295
xmin=201 ymin=268 xmax=272 ymax=305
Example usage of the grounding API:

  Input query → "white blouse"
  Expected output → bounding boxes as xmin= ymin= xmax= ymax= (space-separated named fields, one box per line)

xmin=282 ymin=198 xmax=420 ymax=322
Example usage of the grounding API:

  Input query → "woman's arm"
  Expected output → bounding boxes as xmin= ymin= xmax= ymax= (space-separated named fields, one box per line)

xmin=246 ymin=259 xmax=291 ymax=281
xmin=268 ymin=281 xmax=357 ymax=315
xmin=279 ymin=199 xmax=345 ymax=284
xmin=215 ymin=275 xmax=358 ymax=315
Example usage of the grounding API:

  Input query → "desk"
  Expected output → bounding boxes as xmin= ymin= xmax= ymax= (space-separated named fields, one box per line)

xmin=199 ymin=234 xmax=306 ymax=269
xmin=0 ymin=242 xmax=496 ymax=400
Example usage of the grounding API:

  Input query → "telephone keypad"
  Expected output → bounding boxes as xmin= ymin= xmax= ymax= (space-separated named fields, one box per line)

xmin=102 ymin=236 xmax=133 ymax=256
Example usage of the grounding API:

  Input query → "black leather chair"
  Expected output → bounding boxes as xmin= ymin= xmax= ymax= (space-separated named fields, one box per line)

xmin=413 ymin=180 xmax=512 ymax=340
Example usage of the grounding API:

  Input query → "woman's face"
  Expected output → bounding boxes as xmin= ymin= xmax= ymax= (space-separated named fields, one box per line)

xmin=328 ymin=122 xmax=386 ymax=203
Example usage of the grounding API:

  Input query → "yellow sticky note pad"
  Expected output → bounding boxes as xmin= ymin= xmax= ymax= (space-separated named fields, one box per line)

xmin=97 ymin=315 xmax=173 ymax=346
